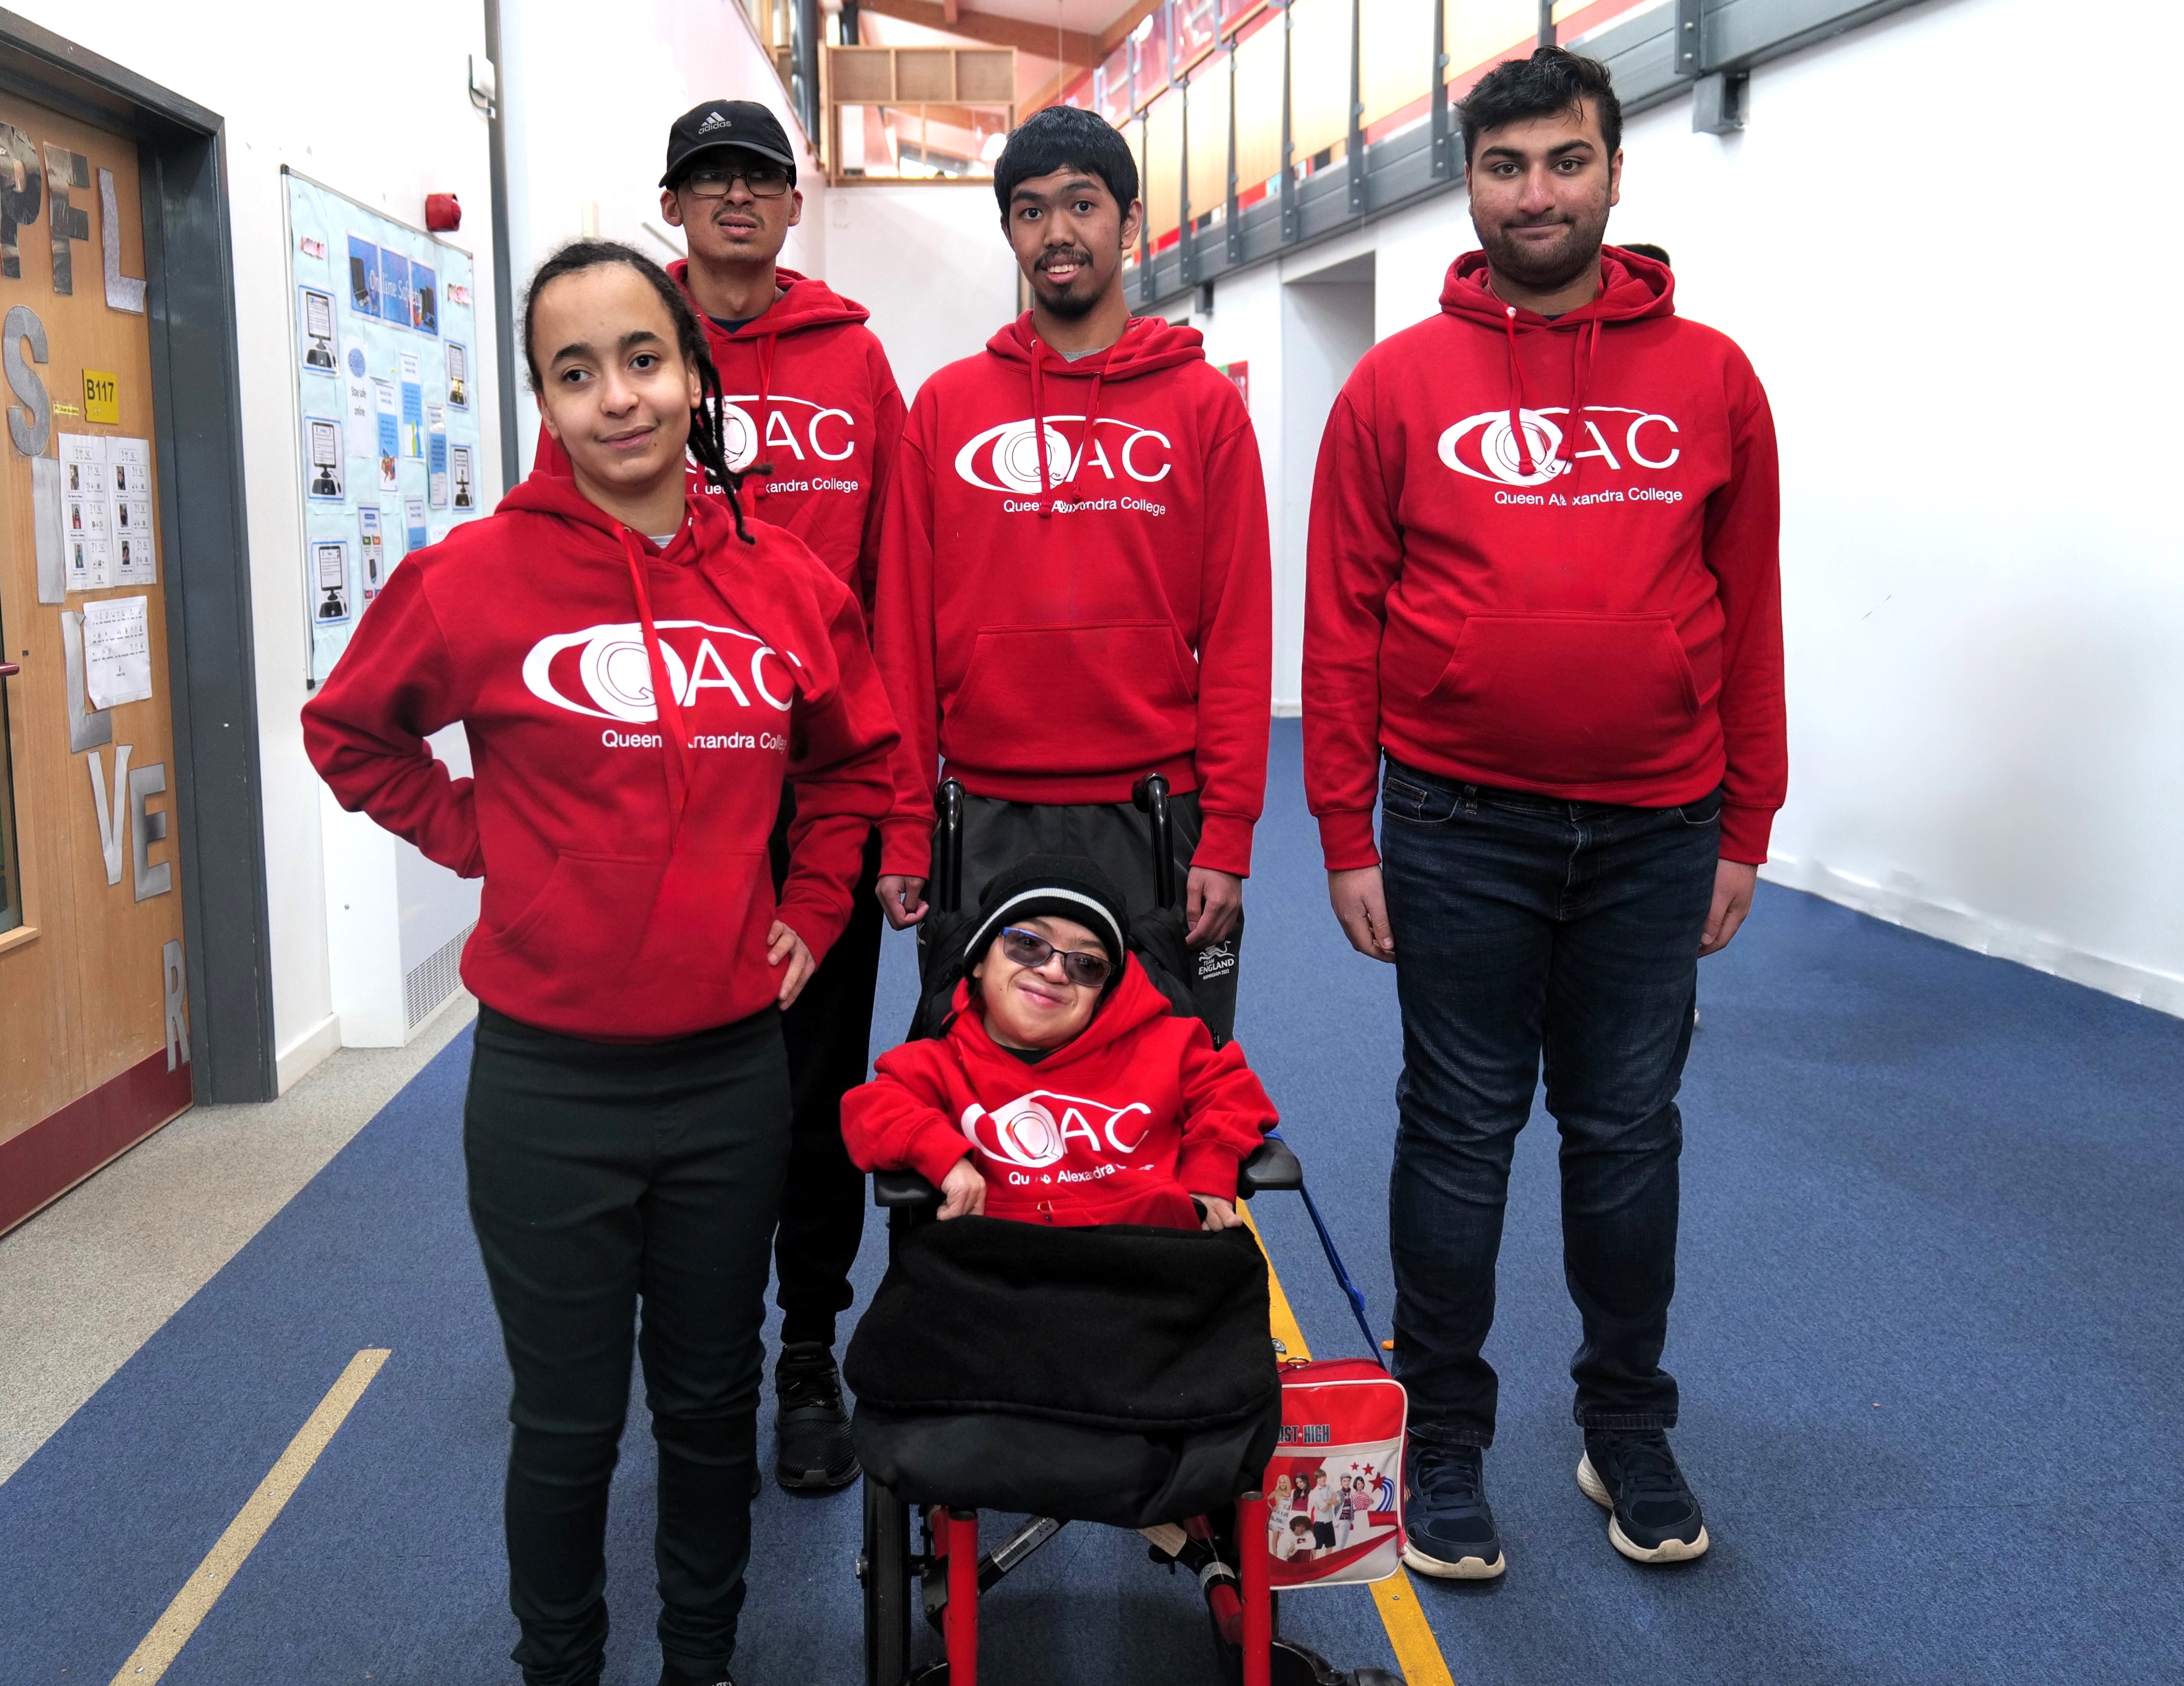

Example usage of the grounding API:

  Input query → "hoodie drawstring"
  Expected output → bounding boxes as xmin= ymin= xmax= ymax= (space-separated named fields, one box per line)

xmin=1504 ymin=307 xmax=1603 ymax=484
xmin=1029 ymin=340 xmax=1109 ymax=517
xmin=749 ymin=334 xmax=778 ymax=478
xmin=617 ymin=526 xmax=695 ymax=847
xmin=1029 ymin=346 xmax=1056 ymax=518
xmin=1060 ymin=368 xmax=1108 ymax=509
xmin=1501 ymin=306 xmax=1538 ymax=479
xmin=1556 ymin=317 xmax=1601 ymax=484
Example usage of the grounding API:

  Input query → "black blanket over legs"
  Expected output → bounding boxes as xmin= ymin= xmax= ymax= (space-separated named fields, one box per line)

xmin=844 ymin=1217 xmax=1282 ymax=1527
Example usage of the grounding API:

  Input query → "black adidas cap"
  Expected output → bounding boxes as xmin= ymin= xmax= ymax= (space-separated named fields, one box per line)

xmin=661 ymin=100 xmax=798 ymax=188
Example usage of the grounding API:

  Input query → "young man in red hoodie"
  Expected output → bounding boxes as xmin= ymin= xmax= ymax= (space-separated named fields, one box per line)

xmin=1304 ymin=50 xmax=1784 ymax=1580
xmin=535 ymin=100 xmax=908 ymax=1493
xmin=872 ymin=105 xmax=1272 ymax=1043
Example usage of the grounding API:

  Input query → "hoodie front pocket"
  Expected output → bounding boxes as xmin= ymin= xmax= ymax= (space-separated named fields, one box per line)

xmin=947 ymin=622 xmax=1196 ymax=776
xmin=1432 ymin=613 xmax=1699 ymax=786
xmin=471 ymin=851 xmax=663 ymax=1009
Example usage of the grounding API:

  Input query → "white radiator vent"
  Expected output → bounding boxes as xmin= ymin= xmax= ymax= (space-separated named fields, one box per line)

xmin=404 ymin=921 xmax=475 ymax=1030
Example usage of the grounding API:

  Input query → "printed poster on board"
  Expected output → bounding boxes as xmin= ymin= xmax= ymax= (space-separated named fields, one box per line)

xmin=299 ymin=284 xmax=337 ymax=371
xmin=347 ymin=235 xmax=381 ymax=318
xmin=358 ymin=504 xmax=387 ymax=600
xmin=411 ymin=259 xmax=438 ymax=335
xmin=313 ymin=539 xmax=351 ymax=624
xmin=379 ymin=249 xmax=411 ymax=334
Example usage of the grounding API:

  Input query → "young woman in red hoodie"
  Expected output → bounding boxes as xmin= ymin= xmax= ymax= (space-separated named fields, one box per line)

xmin=303 ymin=241 xmax=899 ymax=1686
xmin=842 ymin=857 xmax=1274 ymax=1231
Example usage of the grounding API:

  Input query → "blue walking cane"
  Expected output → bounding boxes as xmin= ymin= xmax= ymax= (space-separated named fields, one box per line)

xmin=1265 ymin=1129 xmax=1389 ymax=1371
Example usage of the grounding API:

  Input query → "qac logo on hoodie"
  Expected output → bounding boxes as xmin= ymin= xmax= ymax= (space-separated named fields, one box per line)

xmin=521 ymin=619 xmax=801 ymax=746
xmin=953 ymin=415 xmax=1173 ymax=498
xmin=1438 ymin=405 xmax=1683 ymax=489
xmin=960 ymin=1088 xmax=1155 ymax=1177
xmin=717 ymin=391 xmax=858 ymax=479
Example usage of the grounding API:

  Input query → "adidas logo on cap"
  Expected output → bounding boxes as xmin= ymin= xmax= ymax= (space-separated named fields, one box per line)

xmin=697 ymin=110 xmax=731 ymax=133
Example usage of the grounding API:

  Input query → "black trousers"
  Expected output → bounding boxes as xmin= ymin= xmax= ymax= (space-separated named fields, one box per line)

xmin=465 ymin=1004 xmax=791 ymax=1686
xmin=768 ymin=810 xmax=884 ymax=1351
xmin=918 ymin=790 xmax=1242 ymax=1043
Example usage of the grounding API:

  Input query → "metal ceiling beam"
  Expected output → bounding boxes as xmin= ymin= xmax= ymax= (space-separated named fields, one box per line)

xmin=855 ymin=0 xmax=1103 ymax=63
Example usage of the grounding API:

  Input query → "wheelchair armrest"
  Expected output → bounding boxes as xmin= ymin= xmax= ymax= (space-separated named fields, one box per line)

xmin=874 ymin=1169 xmax=942 ymax=1210
xmin=1236 ymin=1136 xmax=1303 ymax=1200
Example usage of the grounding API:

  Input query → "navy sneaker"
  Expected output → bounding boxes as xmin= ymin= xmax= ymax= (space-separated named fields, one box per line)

xmin=1577 ymin=1430 xmax=1710 ymax=1564
xmin=1399 ymin=1441 xmax=1506 ymax=1580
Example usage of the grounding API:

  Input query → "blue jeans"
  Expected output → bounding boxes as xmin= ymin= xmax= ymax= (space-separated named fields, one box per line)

xmin=1379 ymin=760 xmax=1721 ymax=1447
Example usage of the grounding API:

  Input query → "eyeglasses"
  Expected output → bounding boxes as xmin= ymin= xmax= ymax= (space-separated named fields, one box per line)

xmin=998 ymin=926 xmax=1113 ymax=989
xmin=681 ymin=164 xmax=792 ymax=199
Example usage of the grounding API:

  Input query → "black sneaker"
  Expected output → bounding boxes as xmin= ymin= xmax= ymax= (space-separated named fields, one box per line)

xmin=1577 ymin=1429 xmax=1710 ymax=1564
xmin=657 ymin=1666 xmax=736 ymax=1686
xmin=1399 ymin=1441 xmax=1506 ymax=1580
xmin=775 ymin=1339 xmax=858 ymax=1491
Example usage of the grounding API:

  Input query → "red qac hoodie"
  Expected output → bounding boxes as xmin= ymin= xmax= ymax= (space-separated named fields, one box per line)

xmin=302 ymin=476 xmax=901 ymax=1041
xmin=874 ymin=313 xmax=1272 ymax=881
xmin=534 ymin=265 xmax=906 ymax=614
xmin=1304 ymin=248 xmax=1784 ymax=866
xmin=841 ymin=959 xmax=1274 ymax=1229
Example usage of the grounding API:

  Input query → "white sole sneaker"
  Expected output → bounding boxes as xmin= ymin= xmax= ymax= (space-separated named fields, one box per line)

xmin=1576 ymin=1452 xmax=1710 ymax=1564
xmin=1401 ymin=1539 xmax=1506 ymax=1580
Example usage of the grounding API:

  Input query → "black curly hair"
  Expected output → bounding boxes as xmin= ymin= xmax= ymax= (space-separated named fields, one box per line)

xmin=993 ymin=104 xmax=1140 ymax=217
xmin=520 ymin=238 xmax=753 ymax=544
xmin=1458 ymin=45 xmax=1623 ymax=167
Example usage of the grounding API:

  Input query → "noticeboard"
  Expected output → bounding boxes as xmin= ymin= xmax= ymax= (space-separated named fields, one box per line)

xmin=283 ymin=167 xmax=485 ymax=683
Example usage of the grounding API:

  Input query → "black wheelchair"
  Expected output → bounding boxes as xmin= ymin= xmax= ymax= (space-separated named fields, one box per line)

xmin=852 ymin=780 xmax=1404 ymax=1686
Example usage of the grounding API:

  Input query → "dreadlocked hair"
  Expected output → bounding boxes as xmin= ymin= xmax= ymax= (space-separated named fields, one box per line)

xmin=520 ymin=238 xmax=756 ymax=545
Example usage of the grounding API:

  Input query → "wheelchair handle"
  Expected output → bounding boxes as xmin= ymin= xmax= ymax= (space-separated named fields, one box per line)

xmin=1132 ymin=773 xmax=1178 ymax=910
xmin=935 ymin=779 xmax=966 ymax=913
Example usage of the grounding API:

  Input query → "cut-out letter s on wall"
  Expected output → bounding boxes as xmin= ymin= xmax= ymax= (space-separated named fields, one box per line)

xmin=5 ymin=302 xmax=49 ymax=456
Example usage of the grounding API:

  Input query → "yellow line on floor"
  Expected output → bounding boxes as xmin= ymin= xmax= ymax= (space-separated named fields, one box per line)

xmin=1241 ymin=1204 xmax=1313 ymax=1362
xmin=108 ymin=1348 xmax=391 ymax=1686
xmin=1369 ymin=1572 xmax=1458 ymax=1686
xmin=1239 ymin=1207 xmax=1456 ymax=1686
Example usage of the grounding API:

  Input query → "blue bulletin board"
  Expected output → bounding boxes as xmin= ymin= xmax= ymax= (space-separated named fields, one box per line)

xmin=284 ymin=167 xmax=485 ymax=684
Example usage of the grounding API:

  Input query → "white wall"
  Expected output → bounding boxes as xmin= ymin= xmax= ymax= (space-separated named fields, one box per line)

xmin=819 ymin=184 xmax=1023 ymax=401
xmin=1189 ymin=0 xmax=2184 ymax=1013
xmin=501 ymin=0 xmax=829 ymax=474
xmin=1275 ymin=263 xmax=1375 ymax=714
xmin=1188 ymin=247 xmax=1375 ymax=715
xmin=1603 ymin=0 xmax=2184 ymax=1012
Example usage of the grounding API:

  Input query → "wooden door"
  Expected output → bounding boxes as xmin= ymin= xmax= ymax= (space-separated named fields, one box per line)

xmin=0 ymin=87 xmax=190 ymax=1230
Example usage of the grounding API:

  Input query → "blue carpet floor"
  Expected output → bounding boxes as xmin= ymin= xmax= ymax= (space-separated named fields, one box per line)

xmin=4 ymin=719 xmax=2182 ymax=1685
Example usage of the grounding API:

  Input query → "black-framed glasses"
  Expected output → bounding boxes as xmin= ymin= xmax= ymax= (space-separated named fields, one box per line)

xmin=681 ymin=164 xmax=792 ymax=199
xmin=998 ymin=926 xmax=1112 ymax=989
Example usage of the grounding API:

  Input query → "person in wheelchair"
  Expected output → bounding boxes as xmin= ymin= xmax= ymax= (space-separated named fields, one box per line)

xmin=839 ymin=861 xmax=1400 ymax=1686
xmin=842 ymin=857 xmax=1274 ymax=1233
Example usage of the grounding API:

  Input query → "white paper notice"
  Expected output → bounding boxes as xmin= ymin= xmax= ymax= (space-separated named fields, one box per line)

xmin=60 ymin=433 xmax=112 ymax=587
xmin=342 ymin=337 xmax=373 ymax=446
xmin=61 ymin=432 xmax=107 ymax=498
xmin=109 ymin=437 xmax=156 ymax=585
xmin=83 ymin=595 xmax=153 ymax=710
xmin=65 ymin=534 xmax=109 ymax=593
xmin=373 ymin=378 xmax=400 ymax=491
